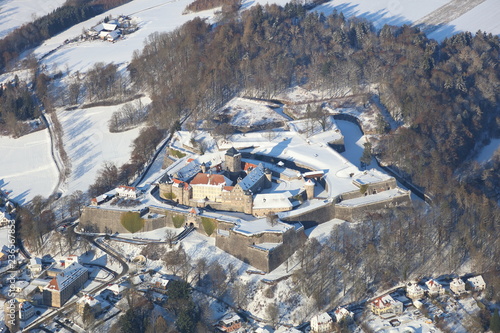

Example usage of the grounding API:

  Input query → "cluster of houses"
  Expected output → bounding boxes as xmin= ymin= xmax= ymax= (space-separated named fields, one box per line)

xmin=368 ymin=275 xmax=487 ymax=317
xmin=85 ymin=16 xmax=138 ymax=42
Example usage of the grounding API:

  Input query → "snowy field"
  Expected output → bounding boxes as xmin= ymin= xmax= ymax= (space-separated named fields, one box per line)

xmin=217 ymin=97 xmax=287 ymax=128
xmin=0 ymin=130 xmax=58 ymax=203
xmin=35 ymin=0 xmax=220 ymax=74
xmin=0 ymin=0 xmax=67 ymax=38
xmin=31 ymin=0 xmax=500 ymax=76
xmin=58 ymin=100 xmax=146 ymax=194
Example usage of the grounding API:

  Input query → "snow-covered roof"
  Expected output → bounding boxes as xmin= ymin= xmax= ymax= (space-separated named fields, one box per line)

xmin=275 ymin=326 xmax=302 ymax=333
xmin=79 ymin=294 xmax=100 ymax=307
xmin=425 ymin=279 xmax=443 ymax=290
xmin=238 ymin=163 xmax=265 ymax=191
xmin=253 ymin=192 xmax=293 ymax=210
xmin=232 ymin=218 xmax=292 ymax=236
xmin=102 ymin=23 xmax=117 ymax=31
xmin=252 ymin=242 xmax=282 ymax=251
xmin=467 ymin=275 xmax=485 ymax=288
xmin=310 ymin=312 xmax=332 ymax=326
xmin=352 ymin=169 xmax=392 ymax=186
xmin=175 ymin=160 xmax=201 ymax=182
xmin=371 ymin=295 xmax=401 ymax=308
xmin=218 ymin=312 xmax=241 ymax=325
xmin=44 ymin=262 xmax=87 ymax=292
xmin=29 ymin=257 xmax=42 ymax=266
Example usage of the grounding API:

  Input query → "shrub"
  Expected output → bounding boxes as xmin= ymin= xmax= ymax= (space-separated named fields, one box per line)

xmin=172 ymin=215 xmax=185 ymax=228
xmin=120 ymin=211 xmax=144 ymax=233
xmin=201 ymin=217 xmax=216 ymax=236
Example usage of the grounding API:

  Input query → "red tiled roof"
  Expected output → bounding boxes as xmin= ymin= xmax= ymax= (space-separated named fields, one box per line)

xmin=118 ymin=185 xmax=136 ymax=191
xmin=243 ymin=162 xmax=257 ymax=171
xmin=191 ymin=173 xmax=228 ymax=186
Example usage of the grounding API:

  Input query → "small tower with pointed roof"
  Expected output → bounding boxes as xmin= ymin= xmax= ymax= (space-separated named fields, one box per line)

xmin=225 ymin=147 xmax=242 ymax=173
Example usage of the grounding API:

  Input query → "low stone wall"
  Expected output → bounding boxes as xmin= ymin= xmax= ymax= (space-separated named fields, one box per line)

xmin=335 ymin=192 xmax=411 ymax=221
xmin=281 ymin=202 xmax=336 ymax=225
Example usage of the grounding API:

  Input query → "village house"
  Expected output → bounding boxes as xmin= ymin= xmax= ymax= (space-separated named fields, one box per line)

xmin=116 ymin=186 xmax=141 ymax=199
xmin=19 ymin=301 xmax=35 ymax=321
xmin=425 ymin=279 xmax=445 ymax=296
xmin=467 ymin=275 xmax=486 ymax=292
xmin=450 ymin=278 xmax=467 ymax=295
xmin=310 ymin=312 xmax=333 ymax=333
xmin=43 ymin=262 xmax=89 ymax=308
xmin=333 ymin=306 xmax=354 ymax=323
xmin=215 ymin=312 xmax=242 ymax=332
xmin=77 ymin=294 xmax=102 ymax=315
xmin=0 ymin=208 xmax=14 ymax=227
xmin=369 ymin=295 xmax=404 ymax=316
xmin=150 ymin=276 xmax=169 ymax=290
xmin=28 ymin=257 xmax=43 ymax=276
xmin=406 ymin=281 xmax=425 ymax=300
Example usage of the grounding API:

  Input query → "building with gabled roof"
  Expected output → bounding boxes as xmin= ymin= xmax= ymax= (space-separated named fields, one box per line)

xmin=43 ymin=262 xmax=89 ymax=307
xmin=215 ymin=312 xmax=242 ymax=332
xmin=369 ymin=294 xmax=403 ymax=316
xmin=425 ymin=279 xmax=445 ymax=296
xmin=116 ymin=186 xmax=140 ymax=199
xmin=310 ymin=312 xmax=333 ymax=332
xmin=406 ymin=281 xmax=425 ymax=300
xmin=334 ymin=306 xmax=354 ymax=323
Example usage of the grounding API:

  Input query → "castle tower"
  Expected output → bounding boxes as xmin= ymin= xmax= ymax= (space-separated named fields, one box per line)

xmin=200 ymin=162 xmax=207 ymax=173
xmin=304 ymin=179 xmax=315 ymax=200
xmin=4 ymin=299 xmax=20 ymax=333
xmin=264 ymin=168 xmax=272 ymax=188
xmin=243 ymin=190 xmax=253 ymax=215
xmin=225 ymin=147 xmax=242 ymax=173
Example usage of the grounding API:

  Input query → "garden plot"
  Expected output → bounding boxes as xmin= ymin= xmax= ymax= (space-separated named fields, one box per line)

xmin=216 ymin=97 xmax=287 ymax=129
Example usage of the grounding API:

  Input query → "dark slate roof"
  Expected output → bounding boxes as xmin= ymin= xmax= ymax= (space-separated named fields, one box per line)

xmin=225 ymin=147 xmax=240 ymax=157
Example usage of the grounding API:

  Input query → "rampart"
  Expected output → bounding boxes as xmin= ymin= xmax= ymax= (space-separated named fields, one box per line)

xmin=335 ymin=192 xmax=411 ymax=221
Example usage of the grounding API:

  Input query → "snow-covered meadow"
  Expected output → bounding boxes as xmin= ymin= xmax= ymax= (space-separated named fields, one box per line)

xmin=0 ymin=0 xmax=68 ymax=38
xmin=58 ymin=99 xmax=148 ymax=194
xmin=0 ymin=129 xmax=58 ymax=203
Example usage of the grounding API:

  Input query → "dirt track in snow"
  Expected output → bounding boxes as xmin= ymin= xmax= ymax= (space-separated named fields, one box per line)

xmin=414 ymin=0 xmax=487 ymax=34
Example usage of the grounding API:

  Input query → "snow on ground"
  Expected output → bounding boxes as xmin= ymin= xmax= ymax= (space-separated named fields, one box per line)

xmin=0 ymin=0 xmax=67 ymax=38
xmin=218 ymin=97 xmax=287 ymax=128
xmin=58 ymin=100 xmax=147 ymax=194
xmin=0 ymin=227 xmax=12 ymax=249
xmin=475 ymin=138 xmax=500 ymax=163
xmin=35 ymin=0 xmax=219 ymax=74
xmin=314 ymin=0 xmax=449 ymax=29
xmin=0 ymin=130 xmax=58 ymax=203
xmin=428 ymin=0 xmax=500 ymax=41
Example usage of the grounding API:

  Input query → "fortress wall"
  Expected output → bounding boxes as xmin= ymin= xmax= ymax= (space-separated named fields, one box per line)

xmin=80 ymin=206 xmax=172 ymax=233
xmin=335 ymin=192 xmax=412 ymax=221
xmin=281 ymin=202 xmax=336 ymax=224
xmin=215 ymin=225 xmax=306 ymax=272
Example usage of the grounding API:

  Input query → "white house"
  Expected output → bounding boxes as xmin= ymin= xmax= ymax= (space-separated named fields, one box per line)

xmin=310 ymin=312 xmax=333 ymax=333
xmin=406 ymin=281 xmax=425 ymax=300
xmin=450 ymin=278 xmax=467 ymax=295
xmin=467 ymin=275 xmax=486 ymax=292
xmin=0 ymin=209 xmax=14 ymax=226
xmin=425 ymin=279 xmax=445 ymax=296
xmin=333 ymin=306 xmax=353 ymax=323
xmin=116 ymin=186 xmax=140 ymax=199
xmin=28 ymin=257 xmax=43 ymax=276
